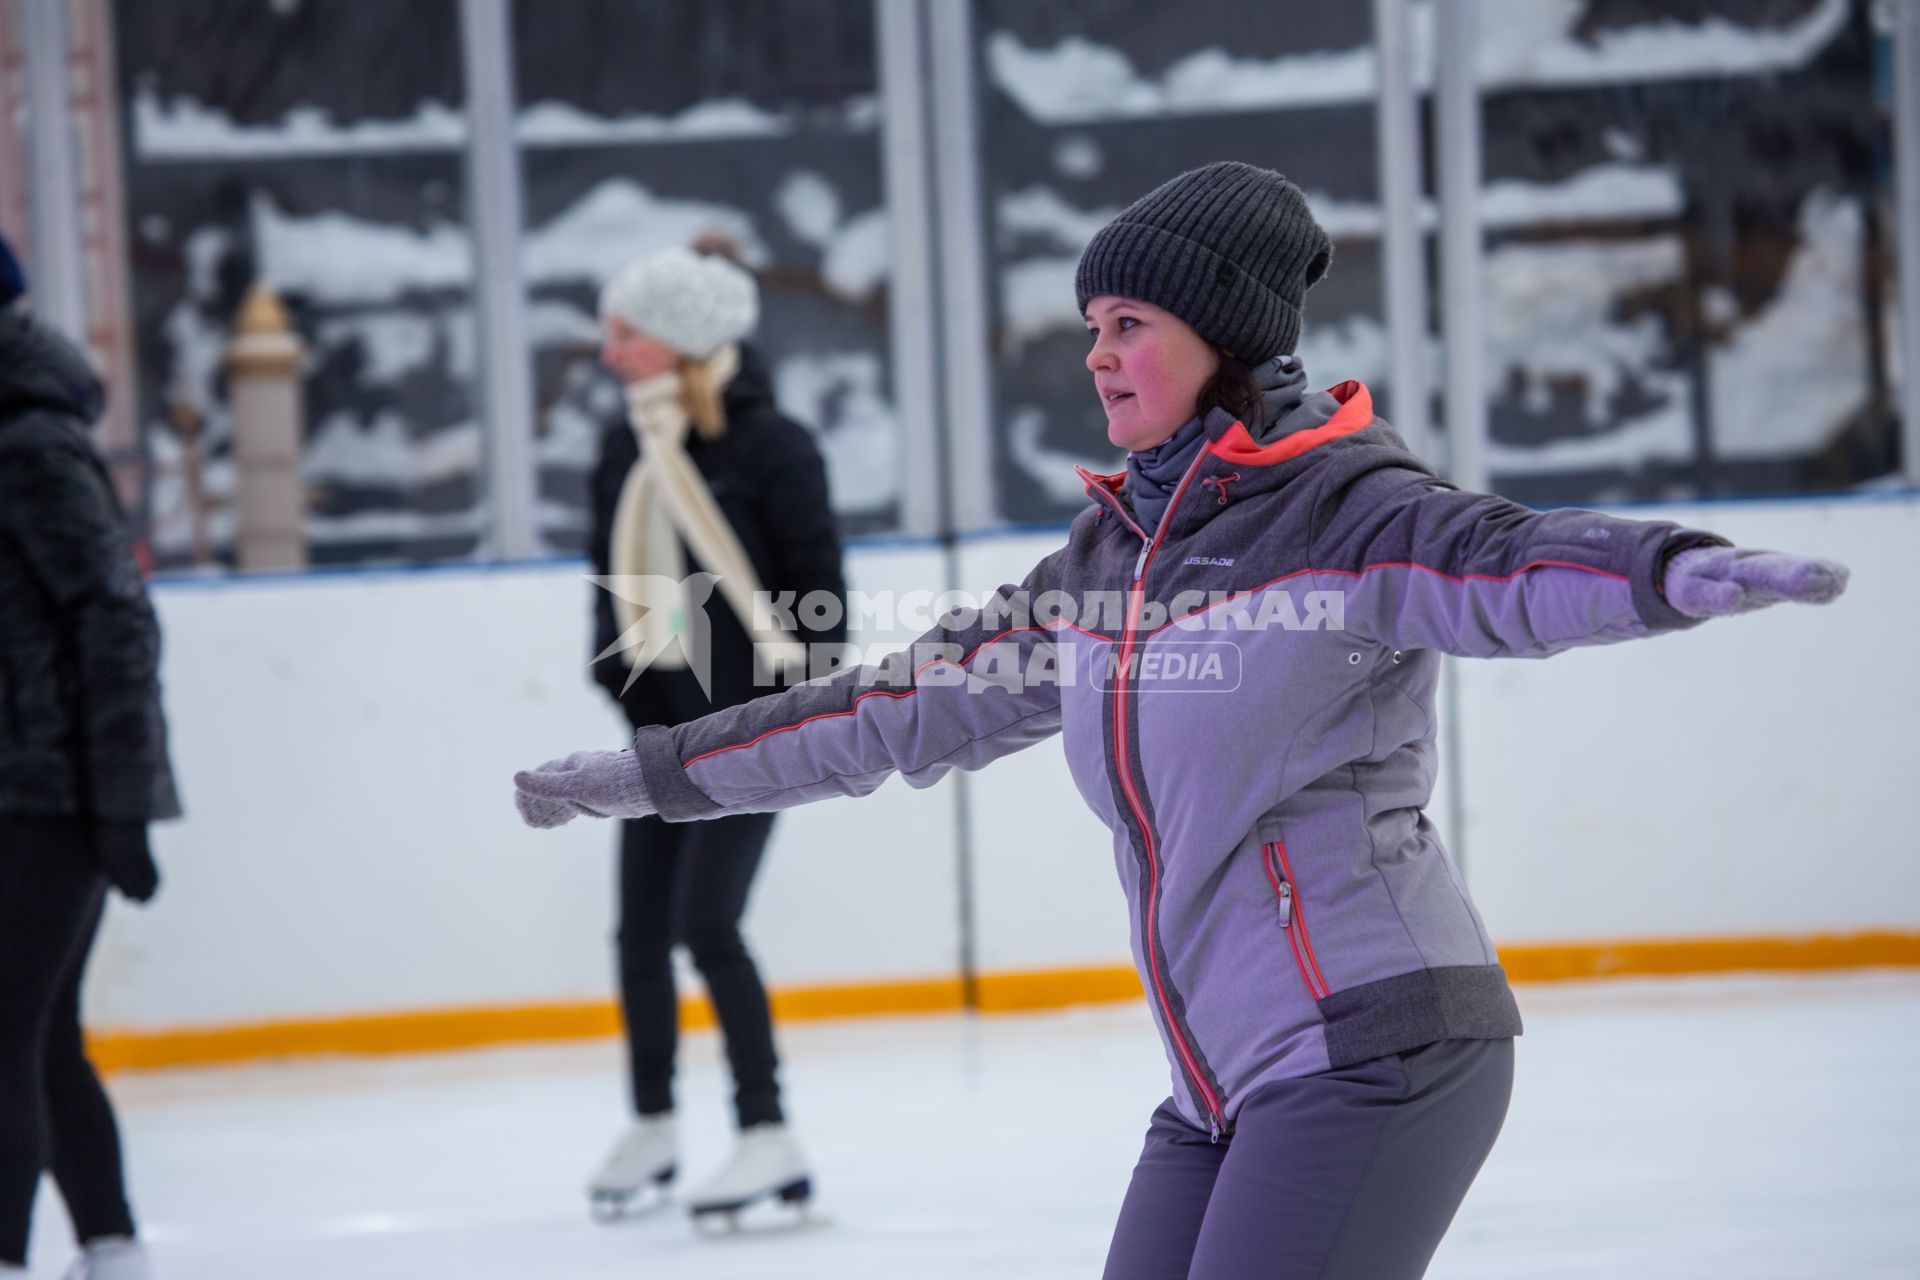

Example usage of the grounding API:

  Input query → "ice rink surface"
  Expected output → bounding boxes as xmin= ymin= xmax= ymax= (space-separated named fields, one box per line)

xmin=23 ymin=971 xmax=1920 ymax=1278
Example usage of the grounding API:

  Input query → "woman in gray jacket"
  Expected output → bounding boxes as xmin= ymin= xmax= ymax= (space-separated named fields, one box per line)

xmin=513 ymin=163 xmax=1848 ymax=1277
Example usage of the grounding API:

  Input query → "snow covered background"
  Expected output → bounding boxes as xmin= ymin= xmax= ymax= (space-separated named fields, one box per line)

xmin=979 ymin=0 xmax=1900 ymax=520
xmin=113 ymin=0 xmax=900 ymax=568
xmin=105 ymin=0 xmax=1902 ymax=562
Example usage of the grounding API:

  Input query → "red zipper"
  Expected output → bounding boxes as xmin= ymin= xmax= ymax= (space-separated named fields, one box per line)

xmin=1110 ymin=449 xmax=1224 ymax=1140
xmin=1263 ymin=840 xmax=1330 ymax=1000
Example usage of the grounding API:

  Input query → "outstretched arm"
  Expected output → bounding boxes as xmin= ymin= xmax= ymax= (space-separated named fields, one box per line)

xmin=1307 ymin=465 xmax=1847 ymax=658
xmin=515 ymin=549 xmax=1069 ymax=828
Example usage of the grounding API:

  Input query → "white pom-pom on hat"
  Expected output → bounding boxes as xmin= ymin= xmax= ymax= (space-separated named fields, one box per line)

xmin=597 ymin=246 xmax=759 ymax=360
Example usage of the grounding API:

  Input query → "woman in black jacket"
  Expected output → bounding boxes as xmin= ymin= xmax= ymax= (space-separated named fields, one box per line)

xmin=580 ymin=238 xmax=847 ymax=1223
xmin=0 ymin=239 xmax=175 ymax=1280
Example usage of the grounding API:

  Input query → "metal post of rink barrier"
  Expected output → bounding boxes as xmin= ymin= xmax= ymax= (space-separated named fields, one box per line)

xmin=21 ymin=0 xmax=85 ymax=343
xmin=226 ymin=283 xmax=309 ymax=572
xmin=1896 ymin=0 xmax=1920 ymax=487
xmin=1432 ymin=0 xmax=1483 ymax=878
xmin=1435 ymin=0 xmax=1486 ymax=495
xmin=1371 ymin=0 xmax=1433 ymax=465
xmin=458 ymin=0 xmax=538 ymax=560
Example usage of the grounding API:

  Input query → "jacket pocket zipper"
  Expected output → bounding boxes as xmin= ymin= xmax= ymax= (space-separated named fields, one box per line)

xmin=1263 ymin=841 xmax=1330 ymax=1001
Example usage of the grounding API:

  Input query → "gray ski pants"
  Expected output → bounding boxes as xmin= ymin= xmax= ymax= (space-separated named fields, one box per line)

xmin=1102 ymin=1037 xmax=1514 ymax=1280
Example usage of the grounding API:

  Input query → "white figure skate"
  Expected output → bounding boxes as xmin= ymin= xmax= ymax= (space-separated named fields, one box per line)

xmin=587 ymin=1113 xmax=678 ymax=1221
xmin=61 ymin=1237 xmax=152 ymax=1280
xmin=685 ymin=1122 xmax=815 ymax=1232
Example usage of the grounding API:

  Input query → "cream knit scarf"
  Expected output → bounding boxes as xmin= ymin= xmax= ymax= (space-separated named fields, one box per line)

xmin=607 ymin=345 xmax=806 ymax=683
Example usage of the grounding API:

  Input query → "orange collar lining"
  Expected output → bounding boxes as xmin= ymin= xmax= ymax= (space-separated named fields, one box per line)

xmin=1207 ymin=381 xmax=1374 ymax=466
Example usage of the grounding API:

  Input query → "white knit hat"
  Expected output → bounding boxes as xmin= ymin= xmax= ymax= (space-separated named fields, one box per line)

xmin=597 ymin=246 xmax=759 ymax=360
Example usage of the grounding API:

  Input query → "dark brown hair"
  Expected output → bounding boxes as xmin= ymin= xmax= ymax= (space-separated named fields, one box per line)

xmin=1194 ymin=349 xmax=1265 ymax=434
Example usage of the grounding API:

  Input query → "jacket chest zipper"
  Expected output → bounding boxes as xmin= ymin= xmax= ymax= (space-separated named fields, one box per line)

xmin=1110 ymin=451 xmax=1224 ymax=1141
xmin=1085 ymin=479 xmax=1149 ymax=545
xmin=1263 ymin=841 xmax=1330 ymax=1000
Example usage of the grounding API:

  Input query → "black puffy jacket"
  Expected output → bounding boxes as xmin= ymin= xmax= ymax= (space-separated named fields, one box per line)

xmin=588 ymin=344 xmax=848 ymax=729
xmin=0 ymin=306 xmax=180 ymax=826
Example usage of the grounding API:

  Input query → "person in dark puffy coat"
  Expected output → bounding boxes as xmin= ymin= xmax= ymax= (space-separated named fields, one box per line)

xmin=516 ymin=165 xmax=1848 ymax=1275
xmin=578 ymin=236 xmax=847 ymax=1222
xmin=0 ymin=235 xmax=176 ymax=1280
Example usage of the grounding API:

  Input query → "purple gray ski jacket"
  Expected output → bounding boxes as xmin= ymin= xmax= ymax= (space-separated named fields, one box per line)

xmin=630 ymin=371 xmax=1723 ymax=1139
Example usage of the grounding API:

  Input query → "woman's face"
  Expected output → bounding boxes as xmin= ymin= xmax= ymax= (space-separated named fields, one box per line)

xmin=600 ymin=316 xmax=679 ymax=385
xmin=1084 ymin=295 xmax=1220 ymax=452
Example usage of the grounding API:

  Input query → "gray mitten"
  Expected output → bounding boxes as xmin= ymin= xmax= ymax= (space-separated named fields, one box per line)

xmin=1664 ymin=546 xmax=1850 ymax=619
xmin=513 ymin=748 xmax=656 ymax=828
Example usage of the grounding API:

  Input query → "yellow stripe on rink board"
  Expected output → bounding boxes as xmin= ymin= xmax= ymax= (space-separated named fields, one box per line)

xmin=973 ymin=964 xmax=1145 ymax=1013
xmin=763 ymin=975 xmax=966 ymax=1025
xmin=87 ymin=1000 xmax=627 ymax=1074
xmin=965 ymin=932 xmax=1920 ymax=1009
xmin=1495 ymin=930 xmax=1920 ymax=983
xmin=87 ymin=976 xmax=969 ymax=1074
xmin=85 ymin=932 xmax=1919 ymax=1074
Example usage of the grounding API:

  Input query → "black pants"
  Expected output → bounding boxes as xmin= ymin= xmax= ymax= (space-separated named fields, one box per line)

xmin=616 ymin=810 xmax=784 ymax=1130
xmin=0 ymin=816 xmax=137 ymax=1266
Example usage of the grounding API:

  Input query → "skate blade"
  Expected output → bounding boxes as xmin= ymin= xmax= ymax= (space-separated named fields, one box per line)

xmin=689 ymin=1178 xmax=825 ymax=1236
xmin=589 ymin=1166 xmax=677 ymax=1223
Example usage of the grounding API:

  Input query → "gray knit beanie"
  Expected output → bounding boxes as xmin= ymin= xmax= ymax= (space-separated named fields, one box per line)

xmin=1075 ymin=161 xmax=1332 ymax=364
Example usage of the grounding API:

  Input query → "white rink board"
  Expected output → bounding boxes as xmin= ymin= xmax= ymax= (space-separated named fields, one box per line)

xmin=1453 ymin=496 xmax=1919 ymax=942
xmin=101 ymin=546 xmax=963 ymax=1030
xmin=89 ymin=494 xmax=1919 ymax=1033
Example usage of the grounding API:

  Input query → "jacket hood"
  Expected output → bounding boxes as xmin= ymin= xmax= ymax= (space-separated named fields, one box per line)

xmin=1226 ymin=352 xmax=1330 ymax=447
xmin=0 ymin=306 xmax=106 ymax=427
